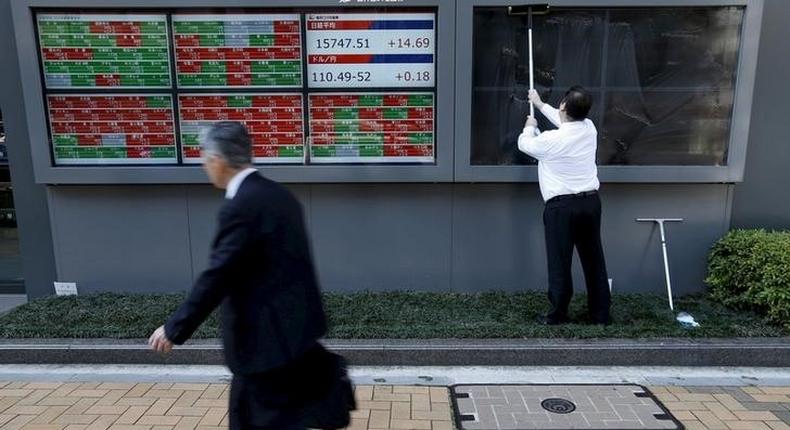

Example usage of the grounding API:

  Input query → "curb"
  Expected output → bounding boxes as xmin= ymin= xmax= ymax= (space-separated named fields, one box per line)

xmin=1 ymin=338 xmax=788 ymax=366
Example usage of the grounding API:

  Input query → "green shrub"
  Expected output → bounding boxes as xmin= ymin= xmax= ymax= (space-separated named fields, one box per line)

xmin=706 ymin=229 xmax=790 ymax=329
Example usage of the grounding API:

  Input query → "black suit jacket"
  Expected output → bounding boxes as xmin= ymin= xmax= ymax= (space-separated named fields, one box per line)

xmin=165 ymin=172 xmax=327 ymax=374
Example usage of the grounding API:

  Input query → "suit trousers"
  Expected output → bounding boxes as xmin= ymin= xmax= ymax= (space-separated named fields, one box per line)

xmin=229 ymin=371 xmax=305 ymax=430
xmin=542 ymin=192 xmax=611 ymax=324
xmin=228 ymin=343 xmax=344 ymax=430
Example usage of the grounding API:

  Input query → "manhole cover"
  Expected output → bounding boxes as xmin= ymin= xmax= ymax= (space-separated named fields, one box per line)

xmin=541 ymin=398 xmax=576 ymax=414
xmin=450 ymin=384 xmax=682 ymax=430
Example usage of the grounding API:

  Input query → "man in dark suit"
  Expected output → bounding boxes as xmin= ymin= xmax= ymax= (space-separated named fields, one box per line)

xmin=148 ymin=121 xmax=327 ymax=429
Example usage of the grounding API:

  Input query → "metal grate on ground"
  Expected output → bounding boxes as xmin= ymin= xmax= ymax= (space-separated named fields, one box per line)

xmin=450 ymin=384 xmax=683 ymax=430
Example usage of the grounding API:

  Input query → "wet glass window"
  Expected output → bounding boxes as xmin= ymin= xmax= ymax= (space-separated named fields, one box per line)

xmin=0 ymin=110 xmax=6 ymax=163
xmin=470 ymin=7 xmax=744 ymax=166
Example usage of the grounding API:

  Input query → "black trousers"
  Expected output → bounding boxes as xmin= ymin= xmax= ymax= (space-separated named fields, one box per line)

xmin=228 ymin=344 xmax=340 ymax=430
xmin=543 ymin=192 xmax=611 ymax=324
xmin=229 ymin=372 xmax=305 ymax=430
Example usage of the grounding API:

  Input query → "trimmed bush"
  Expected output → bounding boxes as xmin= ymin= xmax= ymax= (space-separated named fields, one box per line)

xmin=706 ymin=229 xmax=790 ymax=329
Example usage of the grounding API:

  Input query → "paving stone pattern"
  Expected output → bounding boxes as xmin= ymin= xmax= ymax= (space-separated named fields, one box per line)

xmin=652 ymin=386 xmax=790 ymax=430
xmin=0 ymin=382 xmax=789 ymax=430
xmin=0 ymin=382 xmax=453 ymax=430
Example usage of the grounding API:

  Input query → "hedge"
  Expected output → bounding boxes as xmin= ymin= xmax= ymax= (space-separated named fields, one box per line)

xmin=706 ymin=229 xmax=790 ymax=329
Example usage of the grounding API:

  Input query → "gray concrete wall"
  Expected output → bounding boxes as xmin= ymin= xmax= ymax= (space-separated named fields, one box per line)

xmin=0 ymin=0 xmax=57 ymax=299
xmin=49 ymin=183 xmax=732 ymax=295
xmin=731 ymin=0 xmax=790 ymax=230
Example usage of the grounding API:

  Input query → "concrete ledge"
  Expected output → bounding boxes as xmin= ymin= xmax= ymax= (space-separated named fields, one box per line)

xmin=0 ymin=338 xmax=788 ymax=367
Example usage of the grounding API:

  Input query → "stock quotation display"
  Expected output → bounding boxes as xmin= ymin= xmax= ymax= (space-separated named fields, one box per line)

xmin=37 ymin=14 xmax=171 ymax=89
xmin=179 ymin=94 xmax=305 ymax=164
xmin=172 ymin=14 xmax=302 ymax=88
xmin=305 ymin=13 xmax=435 ymax=88
xmin=36 ymin=10 xmax=437 ymax=167
xmin=46 ymin=94 xmax=177 ymax=165
xmin=309 ymin=93 xmax=434 ymax=163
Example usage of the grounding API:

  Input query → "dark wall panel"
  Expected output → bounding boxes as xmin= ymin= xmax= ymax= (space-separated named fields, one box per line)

xmin=50 ymin=186 xmax=193 ymax=293
xmin=49 ymin=183 xmax=729 ymax=296
xmin=0 ymin=0 xmax=57 ymax=298
xmin=732 ymin=0 xmax=790 ymax=229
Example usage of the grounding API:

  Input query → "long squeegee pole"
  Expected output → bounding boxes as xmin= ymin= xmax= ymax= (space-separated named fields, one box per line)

xmin=528 ymin=7 xmax=535 ymax=117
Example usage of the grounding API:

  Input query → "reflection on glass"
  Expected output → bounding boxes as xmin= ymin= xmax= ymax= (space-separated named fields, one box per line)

xmin=601 ymin=90 xmax=734 ymax=165
xmin=0 ymin=110 xmax=6 ymax=163
xmin=607 ymin=8 xmax=741 ymax=91
xmin=471 ymin=7 xmax=744 ymax=166
xmin=471 ymin=9 xmax=605 ymax=165
xmin=601 ymin=8 xmax=742 ymax=165
xmin=0 ymin=108 xmax=22 ymax=287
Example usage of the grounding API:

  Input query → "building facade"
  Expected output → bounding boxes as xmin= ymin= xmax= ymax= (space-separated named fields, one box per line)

xmin=0 ymin=0 xmax=787 ymax=300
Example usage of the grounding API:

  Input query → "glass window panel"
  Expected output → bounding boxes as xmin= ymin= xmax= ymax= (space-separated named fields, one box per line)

xmin=471 ymin=8 xmax=605 ymax=165
xmin=470 ymin=6 xmax=744 ymax=167
xmin=0 ymin=110 xmax=6 ymax=164
xmin=600 ymin=90 xmax=734 ymax=166
xmin=606 ymin=8 xmax=743 ymax=91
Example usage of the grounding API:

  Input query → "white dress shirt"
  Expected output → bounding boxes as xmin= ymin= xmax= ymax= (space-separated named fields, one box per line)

xmin=517 ymin=104 xmax=600 ymax=202
xmin=225 ymin=167 xmax=258 ymax=200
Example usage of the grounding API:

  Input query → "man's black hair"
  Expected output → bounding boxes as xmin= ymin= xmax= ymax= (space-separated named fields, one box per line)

xmin=561 ymin=86 xmax=592 ymax=121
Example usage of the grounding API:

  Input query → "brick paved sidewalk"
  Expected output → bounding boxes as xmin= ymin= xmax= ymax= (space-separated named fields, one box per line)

xmin=0 ymin=382 xmax=788 ymax=430
xmin=651 ymin=386 xmax=790 ymax=430
xmin=0 ymin=382 xmax=452 ymax=430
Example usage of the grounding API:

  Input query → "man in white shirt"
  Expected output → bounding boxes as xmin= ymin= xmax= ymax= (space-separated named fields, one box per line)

xmin=517 ymin=86 xmax=611 ymax=325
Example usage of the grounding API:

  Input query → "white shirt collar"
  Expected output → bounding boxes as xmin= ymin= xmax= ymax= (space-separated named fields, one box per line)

xmin=560 ymin=119 xmax=586 ymax=128
xmin=225 ymin=167 xmax=258 ymax=199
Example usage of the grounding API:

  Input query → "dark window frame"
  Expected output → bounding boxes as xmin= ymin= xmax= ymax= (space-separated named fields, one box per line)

xmin=455 ymin=0 xmax=764 ymax=183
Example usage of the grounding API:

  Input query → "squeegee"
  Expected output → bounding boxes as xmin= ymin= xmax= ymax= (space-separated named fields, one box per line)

xmin=508 ymin=4 xmax=550 ymax=116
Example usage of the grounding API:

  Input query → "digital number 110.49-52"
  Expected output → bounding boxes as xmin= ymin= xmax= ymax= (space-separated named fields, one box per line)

xmin=311 ymin=71 xmax=372 ymax=83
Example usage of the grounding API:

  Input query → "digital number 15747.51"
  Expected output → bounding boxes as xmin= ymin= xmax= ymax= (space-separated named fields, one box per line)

xmin=315 ymin=38 xmax=370 ymax=49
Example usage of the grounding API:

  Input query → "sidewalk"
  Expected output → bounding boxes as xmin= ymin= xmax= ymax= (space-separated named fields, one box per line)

xmin=653 ymin=386 xmax=790 ymax=430
xmin=0 ymin=382 xmax=788 ymax=430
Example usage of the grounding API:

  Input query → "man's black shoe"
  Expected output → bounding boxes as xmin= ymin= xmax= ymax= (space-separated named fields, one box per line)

xmin=588 ymin=315 xmax=611 ymax=326
xmin=536 ymin=315 xmax=568 ymax=326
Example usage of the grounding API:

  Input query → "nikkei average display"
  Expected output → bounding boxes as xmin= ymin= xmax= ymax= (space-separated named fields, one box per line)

xmin=306 ymin=13 xmax=435 ymax=88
